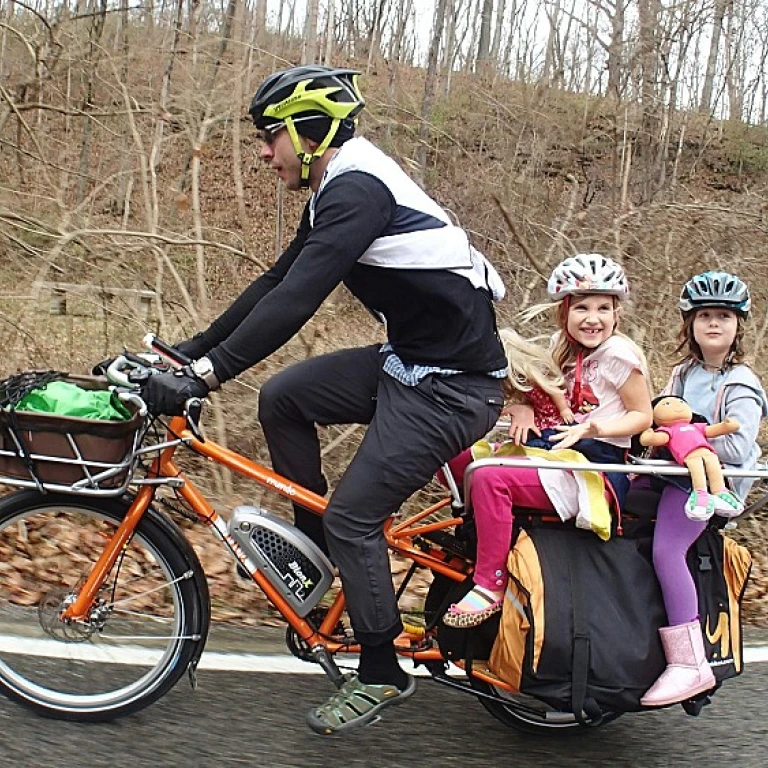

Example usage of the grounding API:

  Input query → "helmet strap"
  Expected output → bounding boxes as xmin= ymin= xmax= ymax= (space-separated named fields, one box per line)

xmin=285 ymin=117 xmax=341 ymax=188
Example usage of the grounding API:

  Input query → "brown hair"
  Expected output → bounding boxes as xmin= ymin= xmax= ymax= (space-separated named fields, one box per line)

xmin=674 ymin=310 xmax=746 ymax=368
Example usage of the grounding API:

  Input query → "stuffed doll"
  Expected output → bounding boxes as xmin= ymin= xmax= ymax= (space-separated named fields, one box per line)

xmin=640 ymin=395 xmax=743 ymax=521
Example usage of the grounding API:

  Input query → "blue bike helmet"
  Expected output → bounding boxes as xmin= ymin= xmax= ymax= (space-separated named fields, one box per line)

xmin=679 ymin=271 xmax=751 ymax=317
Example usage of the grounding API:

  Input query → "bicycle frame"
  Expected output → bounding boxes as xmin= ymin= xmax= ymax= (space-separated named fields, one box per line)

xmin=60 ymin=415 xmax=509 ymax=685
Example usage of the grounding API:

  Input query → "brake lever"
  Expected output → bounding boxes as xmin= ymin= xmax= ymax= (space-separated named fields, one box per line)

xmin=185 ymin=397 xmax=205 ymax=442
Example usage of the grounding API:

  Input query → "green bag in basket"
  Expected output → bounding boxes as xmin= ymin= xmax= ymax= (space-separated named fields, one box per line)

xmin=15 ymin=381 xmax=132 ymax=421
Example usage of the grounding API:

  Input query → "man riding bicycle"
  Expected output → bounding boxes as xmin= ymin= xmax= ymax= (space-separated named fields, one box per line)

xmin=143 ymin=65 xmax=507 ymax=735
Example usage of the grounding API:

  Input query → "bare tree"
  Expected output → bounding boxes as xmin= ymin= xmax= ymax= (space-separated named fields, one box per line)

xmin=416 ymin=0 xmax=449 ymax=184
xmin=700 ymin=0 xmax=731 ymax=113
xmin=476 ymin=0 xmax=494 ymax=70
xmin=302 ymin=0 xmax=320 ymax=63
xmin=75 ymin=0 xmax=107 ymax=204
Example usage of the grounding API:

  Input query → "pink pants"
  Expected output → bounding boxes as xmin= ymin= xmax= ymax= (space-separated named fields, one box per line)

xmin=445 ymin=449 xmax=555 ymax=591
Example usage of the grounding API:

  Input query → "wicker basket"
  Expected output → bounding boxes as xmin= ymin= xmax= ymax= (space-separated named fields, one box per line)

xmin=0 ymin=375 xmax=143 ymax=489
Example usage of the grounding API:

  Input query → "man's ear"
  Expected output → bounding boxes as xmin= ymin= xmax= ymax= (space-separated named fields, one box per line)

xmin=301 ymin=136 xmax=321 ymax=153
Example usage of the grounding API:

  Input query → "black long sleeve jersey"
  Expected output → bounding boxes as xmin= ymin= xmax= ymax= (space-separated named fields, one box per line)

xmin=202 ymin=138 xmax=507 ymax=383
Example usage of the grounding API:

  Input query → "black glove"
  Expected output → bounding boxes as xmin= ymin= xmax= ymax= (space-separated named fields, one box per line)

xmin=174 ymin=332 xmax=209 ymax=361
xmin=143 ymin=367 xmax=209 ymax=417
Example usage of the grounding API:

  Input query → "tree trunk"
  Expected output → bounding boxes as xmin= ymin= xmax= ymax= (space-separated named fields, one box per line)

xmin=322 ymin=0 xmax=335 ymax=63
xmin=390 ymin=0 xmax=413 ymax=62
xmin=700 ymin=0 xmax=730 ymax=113
xmin=303 ymin=0 xmax=319 ymax=63
xmin=416 ymin=0 xmax=449 ymax=185
xmin=490 ymin=0 xmax=506 ymax=64
xmin=477 ymin=0 xmax=494 ymax=71
xmin=607 ymin=0 xmax=625 ymax=99
xmin=75 ymin=0 xmax=107 ymax=204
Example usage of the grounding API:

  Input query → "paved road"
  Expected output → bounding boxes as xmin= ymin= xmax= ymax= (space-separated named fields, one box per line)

xmin=0 ymin=627 xmax=767 ymax=768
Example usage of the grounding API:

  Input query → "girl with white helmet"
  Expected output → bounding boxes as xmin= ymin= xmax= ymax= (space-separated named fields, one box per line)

xmin=640 ymin=270 xmax=768 ymax=707
xmin=444 ymin=254 xmax=653 ymax=628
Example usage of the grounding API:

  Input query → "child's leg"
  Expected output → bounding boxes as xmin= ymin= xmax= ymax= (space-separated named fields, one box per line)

xmin=642 ymin=484 xmax=715 ymax=706
xmin=445 ymin=464 xmax=554 ymax=626
xmin=471 ymin=464 xmax=554 ymax=590
xmin=653 ymin=484 xmax=706 ymax=624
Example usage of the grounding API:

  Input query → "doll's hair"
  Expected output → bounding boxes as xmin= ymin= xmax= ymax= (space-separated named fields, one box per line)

xmin=674 ymin=309 xmax=746 ymax=369
xmin=650 ymin=394 xmax=708 ymax=427
xmin=498 ymin=327 xmax=566 ymax=403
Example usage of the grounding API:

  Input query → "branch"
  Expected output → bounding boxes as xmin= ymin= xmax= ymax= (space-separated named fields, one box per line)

xmin=492 ymin=196 xmax=548 ymax=280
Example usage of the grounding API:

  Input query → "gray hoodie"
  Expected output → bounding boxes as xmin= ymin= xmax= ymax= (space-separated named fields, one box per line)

xmin=665 ymin=362 xmax=768 ymax=499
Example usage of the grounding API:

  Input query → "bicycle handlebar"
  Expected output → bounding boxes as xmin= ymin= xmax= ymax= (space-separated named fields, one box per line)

xmin=104 ymin=350 xmax=204 ymax=436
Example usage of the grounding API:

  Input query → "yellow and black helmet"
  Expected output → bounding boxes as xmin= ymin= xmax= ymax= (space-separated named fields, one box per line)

xmin=249 ymin=66 xmax=365 ymax=185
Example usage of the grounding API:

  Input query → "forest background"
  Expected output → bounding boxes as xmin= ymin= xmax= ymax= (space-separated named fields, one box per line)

xmin=2 ymin=0 xmax=768 ymax=625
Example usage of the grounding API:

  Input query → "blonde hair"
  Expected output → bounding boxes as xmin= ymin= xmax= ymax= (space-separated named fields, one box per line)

xmin=499 ymin=327 xmax=567 ymax=403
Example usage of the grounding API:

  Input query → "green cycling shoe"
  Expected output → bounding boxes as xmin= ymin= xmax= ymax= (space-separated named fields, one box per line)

xmin=306 ymin=673 xmax=417 ymax=735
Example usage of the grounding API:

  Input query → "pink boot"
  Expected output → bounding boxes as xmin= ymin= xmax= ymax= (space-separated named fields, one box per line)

xmin=641 ymin=620 xmax=716 ymax=707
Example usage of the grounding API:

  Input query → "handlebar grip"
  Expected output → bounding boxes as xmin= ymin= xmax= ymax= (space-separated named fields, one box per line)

xmin=143 ymin=333 xmax=193 ymax=368
xmin=117 ymin=391 xmax=148 ymax=417
xmin=105 ymin=356 xmax=139 ymax=389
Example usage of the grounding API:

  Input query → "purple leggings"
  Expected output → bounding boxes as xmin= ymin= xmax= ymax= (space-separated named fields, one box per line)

xmin=653 ymin=484 xmax=705 ymax=625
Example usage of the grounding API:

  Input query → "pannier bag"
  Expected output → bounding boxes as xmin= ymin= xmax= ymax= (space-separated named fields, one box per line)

xmin=689 ymin=528 xmax=752 ymax=683
xmin=0 ymin=371 xmax=143 ymax=488
xmin=488 ymin=525 xmax=750 ymax=717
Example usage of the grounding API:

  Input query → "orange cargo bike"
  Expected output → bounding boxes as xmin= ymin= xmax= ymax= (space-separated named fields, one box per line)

xmin=0 ymin=350 xmax=762 ymax=733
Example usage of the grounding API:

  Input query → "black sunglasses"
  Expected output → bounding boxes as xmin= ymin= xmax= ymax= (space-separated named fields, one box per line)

xmin=259 ymin=123 xmax=285 ymax=146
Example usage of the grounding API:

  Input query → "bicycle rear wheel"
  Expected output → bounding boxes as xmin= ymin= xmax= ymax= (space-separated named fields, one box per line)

xmin=470 ymin=678 xmax=622 ymax=733
xmin=0 ymin=490 xmax=209 ymax=721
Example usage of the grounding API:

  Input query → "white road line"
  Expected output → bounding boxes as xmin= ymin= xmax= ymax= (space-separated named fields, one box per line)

xmin=0 ymin=635 xmax=766 ymax=673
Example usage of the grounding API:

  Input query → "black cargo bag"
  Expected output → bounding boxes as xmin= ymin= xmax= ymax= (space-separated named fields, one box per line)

xmin=489 ymin=527 xmax=667 ymax=717
xmin=488 ymin=525 xmax=751 ymax=718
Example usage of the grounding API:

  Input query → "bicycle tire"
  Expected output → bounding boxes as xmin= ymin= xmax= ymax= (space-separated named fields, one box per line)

xmin=0 ymin=490 xmax=210 ymax=722
xmin=469 ymin=678 xmax=622 ymax=733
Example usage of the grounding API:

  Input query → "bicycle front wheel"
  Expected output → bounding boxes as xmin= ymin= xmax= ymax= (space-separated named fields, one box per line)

xmin=0 ymin=490 xmax=209 ymax=721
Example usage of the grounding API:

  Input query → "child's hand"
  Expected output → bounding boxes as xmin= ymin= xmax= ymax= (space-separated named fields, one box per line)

xmin=560 ymin=407 xmax=575 ymax=424
xmin=503 ymin=403 xmax=538 ymax=446
xmin=548 ymin=421 xmax=594 ymax=450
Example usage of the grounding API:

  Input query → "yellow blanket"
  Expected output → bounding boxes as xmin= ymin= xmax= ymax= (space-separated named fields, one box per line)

xmin=470 ymin=440 xmax=612 ymax=541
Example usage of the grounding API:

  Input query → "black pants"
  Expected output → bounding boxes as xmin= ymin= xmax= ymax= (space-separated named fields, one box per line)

xmin=259 ymin=345 xmax=504 ymax=645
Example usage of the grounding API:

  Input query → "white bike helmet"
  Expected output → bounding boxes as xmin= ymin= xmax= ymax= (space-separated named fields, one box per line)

xmin=679 ymin=271 xmax=751 ymax=317
xmin=547 ymin=254 xmax=629 ymax=301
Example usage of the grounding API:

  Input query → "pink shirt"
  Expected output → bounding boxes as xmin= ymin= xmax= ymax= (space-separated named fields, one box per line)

xmin=563 ymin=335 xmax=644 ymax=448
xmin=657 ymin=422 xmax=713 ymax=464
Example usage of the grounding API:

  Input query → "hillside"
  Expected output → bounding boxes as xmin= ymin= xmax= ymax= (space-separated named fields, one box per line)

xmin=2 ymin=40 xmax=768 ymax=624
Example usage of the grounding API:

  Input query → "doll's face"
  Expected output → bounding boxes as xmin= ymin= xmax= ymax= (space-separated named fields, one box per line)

xmin=652 ymin=396 xmax=693 ymax=426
